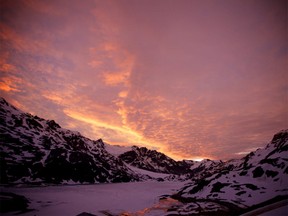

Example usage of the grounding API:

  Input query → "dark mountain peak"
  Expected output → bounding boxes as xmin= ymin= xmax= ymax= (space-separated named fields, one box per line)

xmin=270 ymin=129 xmax=288 ymax=149
xmin=131 ymin=145 xmax=140 ymax=151
xmin=132 ymin=146 xmax=167 ymax=158
xmin=94 ymin=139 xmax=105 ymax=148
xmin=119 ymin=146 xmax=190 ymax=175
xmin=46 ymin=120 xmax=61 ymax=130
xmin=0 ymin=97 xmax=9 ymax=105
xmin=0 ymin=97 xmax=18 ymax=113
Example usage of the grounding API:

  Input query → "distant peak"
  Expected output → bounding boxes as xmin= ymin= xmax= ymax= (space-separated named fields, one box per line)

xmin=270 ymin=129 xmax=288 ymax=148
xmin=0 ymin=97 xmax=10 ymax=106
xmin=47 ymin=120 xmax=61 ymax=129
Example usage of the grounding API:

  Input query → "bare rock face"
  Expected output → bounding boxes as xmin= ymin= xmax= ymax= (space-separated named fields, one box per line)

xmin=0 ymin=192 xmax=30 ymax=213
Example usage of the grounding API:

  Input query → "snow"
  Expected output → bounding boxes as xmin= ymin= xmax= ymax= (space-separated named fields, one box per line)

xmin=0 ymin=181 xmax=186 ymax=216
xmin=125 ymin=163 xmax=171 ymax=179
xmin=104 ymin=143 xmax=132 ymax=156
xmin=181 ymin=168 xmax=287 ymax=207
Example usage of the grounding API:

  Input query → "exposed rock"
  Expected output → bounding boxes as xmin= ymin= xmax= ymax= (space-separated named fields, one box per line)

xmin=0 ymin=192 xmax=29 ymax=213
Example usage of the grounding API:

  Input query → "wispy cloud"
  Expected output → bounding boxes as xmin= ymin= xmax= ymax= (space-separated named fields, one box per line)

xmin=0 ymin=76 xmax=22 ymax=92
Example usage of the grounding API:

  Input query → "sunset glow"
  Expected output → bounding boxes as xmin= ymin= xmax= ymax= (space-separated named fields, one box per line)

xmin=0 ymin=0 xmax=287 ymax=160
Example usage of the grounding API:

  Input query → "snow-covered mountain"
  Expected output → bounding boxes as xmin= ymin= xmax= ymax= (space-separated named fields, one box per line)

xmin=166 ymin=129 xmax=288 ymax=215
xmin=119 ymin=146 xmax=192 ymax=175
xmin=0 ymin=98 xmax=141 ymax=184
xmin=182 ymin=159 xmax=226 ymax=180
xmin=103 ymin=143 xmax=228 ymax=183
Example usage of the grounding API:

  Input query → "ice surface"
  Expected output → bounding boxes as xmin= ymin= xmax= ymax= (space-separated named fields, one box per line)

xmin=0 ymin=181 xmax=186 ymax=216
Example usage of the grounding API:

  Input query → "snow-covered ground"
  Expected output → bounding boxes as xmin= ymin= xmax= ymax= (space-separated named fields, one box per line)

xmin=104 ymin=143 xmax=132 ymax=156
xmin=125 ymin=163 xmax=171 ymax=179
xmin=1 ymin=181 xmax=186 ymax=216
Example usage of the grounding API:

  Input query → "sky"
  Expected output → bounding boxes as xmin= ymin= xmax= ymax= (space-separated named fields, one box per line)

xmin=0 ymin=0 xmax=287 ymax=161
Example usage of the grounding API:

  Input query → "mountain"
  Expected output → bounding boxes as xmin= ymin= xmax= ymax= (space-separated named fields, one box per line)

xmin=103 ymin=142 xmax=227 ymax=184
xmin=166 ymin=129 xmax=288 ymax=215
xmin=1 ymin=97 xmax=287 ymax=214
xmin=0 ymin=98 xmax=141 ymax=184
xmin=119 ymin=146 xmax=191 ymax=175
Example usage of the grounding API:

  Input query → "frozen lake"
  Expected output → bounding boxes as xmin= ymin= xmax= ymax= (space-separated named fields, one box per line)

xmin=1 ymin=181 xmax=186 ymax=216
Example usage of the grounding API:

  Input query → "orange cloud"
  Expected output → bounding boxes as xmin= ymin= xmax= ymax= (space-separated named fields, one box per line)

xmin=112 ymin=93 xmax=201 ymax=160
xmin=88 ymin=60 xmax=103 ymax=68
xmin=102 ymin=71 xmax=130 ymax=86
xmin=102 ymin=43 xmax=118 ymax=52
xmin=118 ymin=90 xmax=128 ymax=98
xmin=62 ymin=108 xmax=177 ymax=156
xmin=0 ymin=22 xmax=62 ymax=58
xmin=64 ymin=108 xmax=143 ymax=142
xmin=0 ymin=63 xmax=16 ymax=73
xmin=0 ymin=76 xmax=23 ymax=92
xmin=0 ymin=82 xmax=18 ymax=92
xmin=0 ymin=23 xmax=27 ymax=52
xmin=42 ymin=92 xmax=64 ymax=104
xmin=0 ymin=53 xmax=16 ymax=73
xmin=112 ymin=91 xmax=220 ymax=160
xmin=102 ymin=51 xmax=134 ymax=86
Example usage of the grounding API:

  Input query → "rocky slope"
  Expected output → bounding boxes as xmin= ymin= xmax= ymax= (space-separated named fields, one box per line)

xmin=166 ymin=129 xmax=288 ymax=215
xmin=0 ymin=98 xmax=140 ymax=184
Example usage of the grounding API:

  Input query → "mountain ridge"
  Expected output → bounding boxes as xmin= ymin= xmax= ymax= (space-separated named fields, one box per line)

xmin=1 ymin=97 xmax=287 ymax=194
